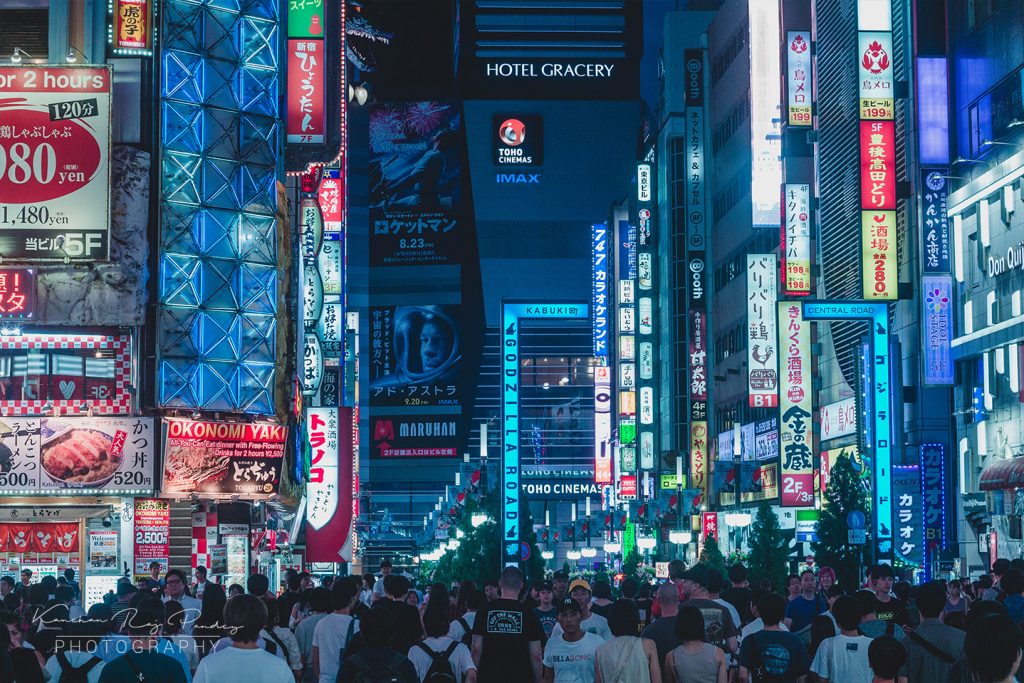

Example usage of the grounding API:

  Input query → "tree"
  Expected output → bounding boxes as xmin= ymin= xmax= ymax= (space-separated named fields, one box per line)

xmin=747 ymin=500 xmax=788 ymax=593
xmin=622 ymin=549 xmax=642 ymax=579
xmin=812 ymin=455 xmax=872 ymax=591
xmin=699 ymin=534 xmax=727 ymax=576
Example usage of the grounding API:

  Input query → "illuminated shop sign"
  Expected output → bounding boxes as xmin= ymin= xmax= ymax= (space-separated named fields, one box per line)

xmin=686 ymin=100 xmax=706 ymax=249
xmin=862 ymin=210 xmax=897 ymax=300
xmin=860 ymin=121 xmax=896 ymax=210
xmin=502 ymin=302 xmax=588 ymax=566
xmin=637 ymin=164 xmax=652 ymax=202
xmin=778 ymin=302 xmax=812 ymax=506
xmin=305 ymin=407 xmax=338 ymax=529
xmin=0 ymin=67 xmax=112 ymax=260
xmin=690 ymin=421 xmax=708 ymax=506
xmin=594 ymin=365 xmax=612 ymax=484
xmin=484 ymin=62 xmax=616 ymax=78
xmin=749 ymin=0 xmax=782 ymax=229
xmin=804 ymin=300 xmax=893 ymax=558
xmin=786 ymin=31 xmax=811 ymax=126
xmin=638 ymin=298 xmax=652 ymax=335
xmin=922 ymin=171 xmax=951 ymax=273
xmin=592 ymin=223 xmax=609 ymax=359
xmin=494 ymin=115 xmax=543 ymax=166
xmin=747 ymin=255 xmax=778 ymax=407
xmin=638 ymin=342 xmax=653 ymax=379
xmin=782 ymin=184 xmax=811 ymax=295
xmin=858 ymin=32 xmax=894 ymax=120
xmin=638 ymin=253 xmax=652 ymax=290
xmin=619 ymin=335 xmax=635 ymax=361
xmin=920 ymin=443 xmax=947 ymax=576
xmin=111 ymin=0 xmax=153 ymax=55
xmin=318 ymin=170 xmax=344 ymax=233
xmin=689 ymin=310 xmax=708 ymax=410
xmin=619 ymin=363 xmax=635 ymax=389
xmin=820 ymin=397 xmax=857 ymax=441
xmin=893 ymin=465 xmax=923 ymax=567
xmin=922 ymin=274 xmax=954 ymax=385
xmin=0 ymin=269 xmax=34 ymax=318
xmin=287 ymin=39 xmax=326 ymax=144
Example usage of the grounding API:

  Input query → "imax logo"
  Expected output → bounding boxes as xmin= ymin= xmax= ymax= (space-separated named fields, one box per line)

xmin=496 ymin=173 xmax=540 ymax=184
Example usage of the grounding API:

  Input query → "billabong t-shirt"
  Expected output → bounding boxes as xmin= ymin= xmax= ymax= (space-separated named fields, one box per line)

xmin=543 ymin=632 xmax=603 ymax=683
xmin=473 ymin=597 xmax=543 ymax=681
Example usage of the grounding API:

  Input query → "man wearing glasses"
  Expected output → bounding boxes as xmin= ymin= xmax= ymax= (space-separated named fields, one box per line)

xmin=163 ymin=569 xmax=202 ymax=635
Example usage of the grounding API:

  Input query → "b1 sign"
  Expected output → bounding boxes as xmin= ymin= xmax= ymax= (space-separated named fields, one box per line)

xmin=0 ymin=66 xmax=111 ymax=261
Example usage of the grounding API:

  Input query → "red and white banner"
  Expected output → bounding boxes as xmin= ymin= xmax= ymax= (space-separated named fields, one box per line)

xmin=858 ymin=32 xmax=894 ymax=119
xmin=702 ymin=512 xmax=718 ymax=542
xmin=0 ymin=66 xmax=111 ymax=260
xmin=782 ymin=184 xmax=811 ymax=295
xmin=306 ymin=407 xmax=355 ymax=562
xmin=287 ymin=40 xmax=325 ymax=144
xmin=860 ymin=120 xmax=896 ymax=210
xmin=318 ymin=172 xmax=344 ymax=233
xmin=862 ymin=210 xmax=898 ymax=300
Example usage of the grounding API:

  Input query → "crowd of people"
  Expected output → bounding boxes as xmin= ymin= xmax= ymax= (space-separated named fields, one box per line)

xmin=1 ymin=557 xmax=1023 ymax=683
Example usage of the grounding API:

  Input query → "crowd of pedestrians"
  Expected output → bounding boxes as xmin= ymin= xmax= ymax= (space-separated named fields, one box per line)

xmin=1 ymin=558 xmax=1023 ymax=682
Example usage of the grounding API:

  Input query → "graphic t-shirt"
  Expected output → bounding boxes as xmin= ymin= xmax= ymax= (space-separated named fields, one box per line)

xmin=473 ymin=597 xmax=544 ymax=681
xmin=681 ymin=598 xmax=738 ymax=651
xmin=872 ymin=596 xmax=909 ymax=626
xmin=738 ymin=629 xmax=810 ymax=682
xmin=551 ymin=613 xmax=612 ymax=642
xmin=534 ymin=607 xmax=558 ymax=639
xmin=809 ymin=634 xmax=873 ymax=683
xmin=542 ymin=632 xmax=603 ymax=683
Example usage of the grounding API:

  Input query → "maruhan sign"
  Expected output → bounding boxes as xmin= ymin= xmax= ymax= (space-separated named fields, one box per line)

xmin=485 ymin=63 xmax=616 ymax=78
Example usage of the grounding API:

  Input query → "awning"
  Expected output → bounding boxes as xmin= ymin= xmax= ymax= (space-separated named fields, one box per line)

xmin=979 ymin=457 xmax=1024 ymax=490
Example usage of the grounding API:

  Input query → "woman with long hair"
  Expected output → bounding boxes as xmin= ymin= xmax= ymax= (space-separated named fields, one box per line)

xmin=454 ymin=580 xmax=477 ymax=618
xmin=665 ymin=606 xmax=725 ymax=683
xmin=945 ymin=578 xmax=971 ymax=616
xmin=192 ymin=582 xmax=227 ymax=661
xmin=2 ymin=611 xmax=46 ymax=683
xmin=807 ymin=614 xmax=837 ymax=661
xmin=594 ymin=599 xmax=662 ymax=683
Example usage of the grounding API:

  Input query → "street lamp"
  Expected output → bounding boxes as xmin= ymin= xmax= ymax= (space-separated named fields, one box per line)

xmin=603 ymin=541 xmax=622 ymax=553
xmin=566 ymin=549 xmax=582 ymax=561
xmin=669 ymin=530 xmax=692 ymax=545
xmin=541 ymin=550 xmax=554 ymax=560
xmin=724 ymin=513 xmax=752 ymax=528
xmin=471 ymin=514 xmax=488 ymax=528
xmin=581 ymin=547 xmax=597 ymax=558
xmin=636 ymin=536 xmax=657 ymax=551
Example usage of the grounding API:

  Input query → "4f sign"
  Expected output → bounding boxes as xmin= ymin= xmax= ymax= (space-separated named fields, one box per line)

xmin=637 ymin=164 xmax=652 ymax=202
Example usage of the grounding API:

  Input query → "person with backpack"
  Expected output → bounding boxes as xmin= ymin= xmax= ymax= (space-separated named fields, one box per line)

xmin=98 ymin=608 xmax=190 ymax=683
xmin=868 ymin=564 xmax=908 ymax=627
xmin=337 ymin=606 xmax=418 ymax=683
xmin=471 ymin=566 xmax=543 ymax=682
xmin=899 ymin=581 xmax=964 ymax=683
xmin=408 ymin=605 xmax=476 ymax=683
xmin=854 ymin=591 xmax=906 ymax=640
xmin=296 ymin=588 xmax=332 ymax=683
xmin=313 ymin=578 xmax=360 ymax=683
xmin=45 ymin=621 xmax=106 ymax=683
xmin=193 ymin=595 xmax=294 ymax=683
xmin=736 ymin=593 xmax=808 ymax=683
xmin=261 ymin=596 xmax=303 ymax=680
xmin=448 ymin=589 xmax=483 ymax=648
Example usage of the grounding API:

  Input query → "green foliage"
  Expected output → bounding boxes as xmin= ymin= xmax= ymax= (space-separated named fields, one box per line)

xmin=747 ymin=500 xmax=788 ymax=593
xmin=428 ymin=490 xmax=544 ymax=587
xmin=811 ymin=455 xmax=872 ymax=591
xmin=699 ymin=534 xmax=727 ymax=576
xmin=622 ymin=549 xmax=642 ymax=579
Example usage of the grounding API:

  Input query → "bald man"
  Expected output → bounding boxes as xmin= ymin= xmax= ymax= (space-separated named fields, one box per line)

xmin=641 ymin=583 xmax=684 ymax=665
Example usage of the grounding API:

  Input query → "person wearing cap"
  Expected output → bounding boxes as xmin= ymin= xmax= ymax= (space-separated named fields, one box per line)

xmin=542 ymin=599 xmax=603 ymax=683
xmin=551 ymin=580 xmax=612 ymax=642
xmin=533 ymin=582 xmax=558 ymax=642
xmin=679 ymin=564 xmax=738 ymax=656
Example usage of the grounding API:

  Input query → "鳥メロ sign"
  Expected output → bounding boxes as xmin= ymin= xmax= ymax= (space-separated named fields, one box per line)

xmin=0 ymin=66 xmax=111 ymax=260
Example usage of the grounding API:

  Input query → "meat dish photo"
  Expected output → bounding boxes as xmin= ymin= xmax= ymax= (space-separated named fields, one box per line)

xmin=41 ymin=428 xmax=120 ymax=485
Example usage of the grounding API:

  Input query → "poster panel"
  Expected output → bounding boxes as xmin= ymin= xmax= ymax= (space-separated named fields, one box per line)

xmin=161 ymin=419 xmax=286 ymax=496
xmin=368 ymin=305 xmax=461 ymax=408
xmin=133 ymin=498 xmax=169 ymax=578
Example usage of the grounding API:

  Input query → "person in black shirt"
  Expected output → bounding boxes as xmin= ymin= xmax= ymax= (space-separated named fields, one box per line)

xmin=870 ymin=564 xmax=909 ymax=626
xmin=277 ymin=570 xmax=302 ymax=627
xmin=337 ymin=606 xmax=418 ymax=683
xmin=721 ymin=564 xmax=753 ymax=627
xmin=590 ymin=580 xmax=614 ymax=618
xmin=472 ymin=566 xmax=543 ymax=682
xmin=380 ymin=574 xmax=425 ymax=654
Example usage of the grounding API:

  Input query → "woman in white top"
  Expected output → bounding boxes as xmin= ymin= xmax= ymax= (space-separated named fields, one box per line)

xmin=262 ymin=596 xmax=303 ymax=681
xmin=594 ymin=599 xmax=661 ymax=683
xmin=163 ymin=599 xmax=200 ymax=671
xmin=409 ymin=606 xmax=477 ymax=682
xmin=665 ymin=606 xmax=727 ymax=683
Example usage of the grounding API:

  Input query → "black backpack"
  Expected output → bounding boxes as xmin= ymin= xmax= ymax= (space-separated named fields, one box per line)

xmin=416 ymin=642 xmax=460 ymax=683
xmin=350 ymin=651 xmax=406 ymax=683
xmin=456 ymin=617 xmax=472 ymax=646
xmin=55 ymin=651 xmax=102 ymax=683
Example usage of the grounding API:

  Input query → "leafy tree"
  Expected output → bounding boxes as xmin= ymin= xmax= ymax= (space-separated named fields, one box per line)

xmin=812 ymin=455 xmax=872 ymax=591
xmin=622 ymin=549 xmax=642 ymax=579
xmin=747 ymin=500 xmax=788 ymax=593
xmin=699 ymin=534 xmax=727 ymax=576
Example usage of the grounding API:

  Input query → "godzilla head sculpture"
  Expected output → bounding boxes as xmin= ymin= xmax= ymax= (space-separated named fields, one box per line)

xmin=346 ymin=0 xmax=394 ymax=72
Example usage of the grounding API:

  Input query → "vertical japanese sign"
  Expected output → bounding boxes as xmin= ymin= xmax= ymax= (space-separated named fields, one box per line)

xmin=701 ymin=511 xmax=718 ymax=542
xmin=749 ymin=0 xmax=782 ymax=230
xmin=684 ymin=48 xmax=706 ymax=252
xmin=305 ymin=406 xmax=355 ymax=562
xmin=782 ymin=184 xmax=811 ymax=295
xmin=923 ymin=274 xmax=954 ymax=385
xmin=0 ymin=269 xmax=35 ymax=318
xmin=133 ymin=498 xmax=169 ymax=578
xmin=0 ymin=66 xmax=112 ymax=261
xmin=318 ymin=170 xmax=344 ymax=233
xmin=112 ymin=0 xmax=152 ymax=54
xmin=747 ymin=255 xmax=778 ymax=407
xmin=787 ymin=31 xmax=812 ymax=126
xmin=300 ymin=195 xmax=343 ymax=399
xmin=594 ymin=365 xmax=612 ymax=484
xmin=778 ymin=302 xmax=813 ymax=506
xmin=859 ymin=3 xmax=897 ymax=300
xmin=287 ymin=40 xmax=326 ymax=144
xmin=592 ymin=223 xmax=609 ymax=359
xmin=920 ymin=443 xmax=947 ymax=577
xmin=689 ymin=310 xmax=708 ymax=415
xmin=921 ymin=171 xmax=951 ymax=273
xmin=690 ymin=421 xmax=708 ymax=507
xmin=305 ymin=407 xmax=338 ymax=530
xmin=893 ymin=466 xmax=923 ymax=567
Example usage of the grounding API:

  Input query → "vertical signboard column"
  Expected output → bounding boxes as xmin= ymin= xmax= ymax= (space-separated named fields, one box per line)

xmin=592 ymin=224 xmax=612 ymax=484
xmin=747 ymin=255 xmax=779 ymax=408
xmin=778 ymin=302 xmax=813 ymax=506
xmin=615 ymin=218 xmax=638 ymax=496
xmin=636 ymin=152 xmax=657 ymax=472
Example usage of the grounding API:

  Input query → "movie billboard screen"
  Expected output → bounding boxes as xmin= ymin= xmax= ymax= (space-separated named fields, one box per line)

xmin=369 ymin=102 xmax=463 ymax=267
xmin=369 ymin=305 xmax=462 ymax=408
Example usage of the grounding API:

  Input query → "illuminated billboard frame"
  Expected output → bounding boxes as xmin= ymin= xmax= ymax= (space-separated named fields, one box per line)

xmin=782 ymin=184 xmax=811 ymax=295
xmin=747 ymin=255 xmax=778 ymax=407
xmin=749 ymin=0 xmax=782 ymax=229
xmin=786 ymin=31 xmax=812 ymax=126
xmin=778 ymin=301 xmax=812 ymax=506
xmin=803 ymin=301 xmax=893 ymax=560
xmin=501 ymin=302 xmax=589 ymax=568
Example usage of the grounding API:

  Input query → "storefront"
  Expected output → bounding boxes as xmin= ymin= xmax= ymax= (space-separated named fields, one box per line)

xmin=948 ymin=152 xmax=1024 ymax=570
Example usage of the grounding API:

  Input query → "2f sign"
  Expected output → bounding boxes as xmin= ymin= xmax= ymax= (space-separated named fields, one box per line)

xmin=637 ymin=164 xmax=652 ymax=202
xmin=783 ymin=476 xmax=813 ymax=505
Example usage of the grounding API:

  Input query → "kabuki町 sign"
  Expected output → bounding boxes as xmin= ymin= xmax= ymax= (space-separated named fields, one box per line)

xmin=0 ymin=67 xmax=111 ymax=261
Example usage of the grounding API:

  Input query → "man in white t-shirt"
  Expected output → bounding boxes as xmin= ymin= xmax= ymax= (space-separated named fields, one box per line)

xmin=810 ymin=596 xmax=873 ymax=683
xmin=409 ymin=607 xmax=477 ymax=682
xmin=543 ymin=600 xmax=603 ymax=683
xmin=550 ymin=580 xmax=612 ymax=642
xmin=194 ymin=595 xmax=293 ymax=683
xmin=311 ymin=577 xmax=360 ymax=683
xmin=371 ymin=560 xmax=392 ymax=603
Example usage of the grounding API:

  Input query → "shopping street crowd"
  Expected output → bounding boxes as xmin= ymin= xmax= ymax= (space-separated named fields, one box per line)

xmin=3 ymin=557 xmax=1024 ymax=683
